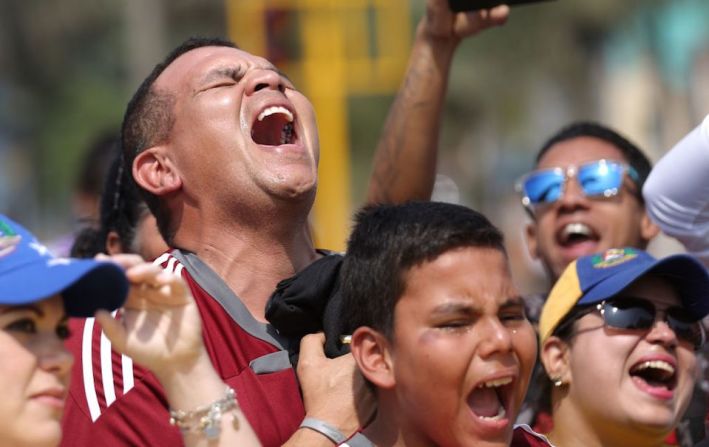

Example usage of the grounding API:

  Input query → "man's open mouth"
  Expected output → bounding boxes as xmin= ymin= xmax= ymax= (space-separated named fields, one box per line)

xmin=251 ymin=105 xmax=297 ymax=146
xmin=556 ymin=222 xmax=599 ymax=247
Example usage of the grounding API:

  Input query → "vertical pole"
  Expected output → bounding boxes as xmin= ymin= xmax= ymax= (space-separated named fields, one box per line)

xmin=298 ymin=0 xmax=351 ymax=251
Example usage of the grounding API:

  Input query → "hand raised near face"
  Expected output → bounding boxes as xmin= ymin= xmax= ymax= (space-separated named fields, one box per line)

xmin=95 ymin=255 xmax=263 ymax=447
xmin=94 ymin=254 xmax=205 ymax=380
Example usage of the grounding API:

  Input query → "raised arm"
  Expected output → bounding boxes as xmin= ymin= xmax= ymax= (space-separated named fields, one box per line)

xmin=643 ymin=114 xmax=709 ymax=266
xmin=366 ymin=0 xmax=509 ymax=204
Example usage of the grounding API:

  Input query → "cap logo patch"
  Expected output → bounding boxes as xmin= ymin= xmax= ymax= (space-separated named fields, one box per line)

xmin=0 ymin=218 xmax=21 ymax=259
xmin=591 ymin=248 xmax=638 ymax=269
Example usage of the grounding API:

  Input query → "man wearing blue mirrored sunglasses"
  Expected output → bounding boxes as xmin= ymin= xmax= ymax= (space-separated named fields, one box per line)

xmin=520 ymin=122 xmax=659 ymax=286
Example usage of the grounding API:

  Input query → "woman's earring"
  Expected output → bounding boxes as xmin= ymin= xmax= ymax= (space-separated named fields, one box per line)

xmin=551 ymin=376 xmax=564 ymax=387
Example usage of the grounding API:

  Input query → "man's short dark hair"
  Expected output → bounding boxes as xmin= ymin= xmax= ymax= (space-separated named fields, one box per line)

xmin=341 ymin=201 xmax=506 ymax=338
xmin=536 ymin=121 xmax=652 ymax=195
xmin=120 ymin=37 xmax=238 ymax=245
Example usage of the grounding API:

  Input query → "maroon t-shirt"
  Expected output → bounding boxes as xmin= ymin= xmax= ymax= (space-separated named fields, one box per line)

xmin=61 ymin=250 xmax=304 ymax=447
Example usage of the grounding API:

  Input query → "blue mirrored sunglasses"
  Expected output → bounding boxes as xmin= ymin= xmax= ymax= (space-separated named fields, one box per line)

xmin=516 ymin=159 xmax=640 ymax=209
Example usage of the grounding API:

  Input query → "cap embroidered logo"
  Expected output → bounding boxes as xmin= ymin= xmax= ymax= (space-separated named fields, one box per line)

xmin=591 ymin=248 xmax=638 ymax=269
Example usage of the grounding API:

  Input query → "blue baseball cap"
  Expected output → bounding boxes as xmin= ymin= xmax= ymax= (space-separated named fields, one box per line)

xmin=0 ymin=214 xmax=128 ymax=317
xmin=540 ymin=247 xmax=709 ymax=343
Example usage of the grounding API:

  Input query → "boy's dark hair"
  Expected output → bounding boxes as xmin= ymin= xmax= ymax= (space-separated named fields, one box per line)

xmin=120 ymin=37 xmax=238 ymax=245
xmin=341 ymin=201 xmax=506 ymax=338
xmin=536 ymin=121 xmax=652 ymax=196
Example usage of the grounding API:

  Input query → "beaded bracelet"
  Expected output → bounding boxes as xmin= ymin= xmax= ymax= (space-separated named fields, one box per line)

xmin=169 ymin=387 xmax=239 ymax=440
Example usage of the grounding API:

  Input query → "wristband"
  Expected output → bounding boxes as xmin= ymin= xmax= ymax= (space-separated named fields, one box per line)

xmin=299 ymin=417 xmax=347 ymax=445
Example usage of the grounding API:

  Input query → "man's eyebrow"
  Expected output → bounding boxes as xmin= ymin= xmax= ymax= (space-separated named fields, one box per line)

xmin=198 ymin=65 xmax=291 ymax=86
xmin=198 ymin=66 xmax=243 ymax=87
xmin=0 ymin=304 xmax=44 ymax=317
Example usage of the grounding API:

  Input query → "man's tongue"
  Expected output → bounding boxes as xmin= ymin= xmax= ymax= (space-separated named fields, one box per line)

xmin=560 ymin=238 xmax=598 ymax=260
xmin=468 ymin=387 xmax=502 ymax=418
xmin=252 ymin=119 xmax=282 ymax=146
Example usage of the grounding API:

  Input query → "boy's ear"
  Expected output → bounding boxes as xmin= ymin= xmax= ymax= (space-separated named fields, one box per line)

xmin=132 ymin=145 xmax=181 ymax=196
xmin=540 ymin=336 xmax=571 ymax=386
xmin=350 ymin=327 xmax=396 ymax=390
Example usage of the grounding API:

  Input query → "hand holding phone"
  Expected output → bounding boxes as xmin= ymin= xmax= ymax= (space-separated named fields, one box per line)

xmin=448 ymin=0 xmax=554 ymax=13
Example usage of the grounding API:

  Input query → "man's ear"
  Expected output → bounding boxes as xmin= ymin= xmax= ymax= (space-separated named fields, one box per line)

xmin=105 ymin=230 xmax=125 ymax=255
xmin=133 ymin=146 xmax=181 ymax=196
xmin=640 ymin=210 xmax=660 ymax=244
xmin=525 ymin=221 xmax=540 ymax=260
xmin=350 ymin=327 xmax=396 ymax=390
xmin=540 ymin=336 xmax=571 ymax=386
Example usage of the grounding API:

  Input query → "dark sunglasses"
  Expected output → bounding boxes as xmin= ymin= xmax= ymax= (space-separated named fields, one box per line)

xmin=516 ymin=159 xmax=640 ymax=209
xmin=594 ymin=297 xmax=705 ymax=350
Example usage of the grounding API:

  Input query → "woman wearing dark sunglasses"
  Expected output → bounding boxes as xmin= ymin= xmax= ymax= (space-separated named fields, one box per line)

xmin=535 ymin=247 xmax=709 ymax=447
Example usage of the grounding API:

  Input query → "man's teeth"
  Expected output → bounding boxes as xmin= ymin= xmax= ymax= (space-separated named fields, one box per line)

xmin=478 ymin=405 xmax=507 ymax=421
xmin=635 ymin=360 xmax=675 ymax=375
xmin=563 ymin=222 xmax=591 ymax=238
xmin=478 ymin=377 xmax=513 ymax=389
xmin=258 ymin=106 xmax=293 ymax=122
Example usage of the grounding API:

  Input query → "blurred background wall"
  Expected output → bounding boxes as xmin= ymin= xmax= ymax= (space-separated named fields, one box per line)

xmin=1 ymin=0 xmax=707 ymax=293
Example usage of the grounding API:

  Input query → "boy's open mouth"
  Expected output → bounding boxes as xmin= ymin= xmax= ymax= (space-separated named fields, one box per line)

xmin=467 ymin=376 xmax=513 ymax=421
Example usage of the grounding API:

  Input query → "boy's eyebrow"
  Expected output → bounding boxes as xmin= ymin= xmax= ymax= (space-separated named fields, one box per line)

xmin=430 ymin=302 xmax=478 ymax=315
xmin=430 ymin=296 xmax=525 ymax=315
xmin=499 ymin=296 xmax=525 ymax=309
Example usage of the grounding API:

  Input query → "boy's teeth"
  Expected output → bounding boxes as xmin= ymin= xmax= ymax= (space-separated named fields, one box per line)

xmin=479 ymin=377 xmax=513 ymax=389
xmin=478 ymin=405 xmax=507 ymax=421
xmin=258 ymin=106 xmax=293 ymax=122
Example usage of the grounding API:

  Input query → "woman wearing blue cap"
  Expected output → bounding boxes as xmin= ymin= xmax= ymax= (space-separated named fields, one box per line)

xmin=0 ymin=215 xmax=260 ymax=447
xmin=534 ymin=247 xmax=709 ymax=447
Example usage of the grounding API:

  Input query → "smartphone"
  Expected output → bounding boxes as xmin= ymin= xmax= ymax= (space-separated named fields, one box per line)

xmin=448 ymin=0 xmax=554 ymax=12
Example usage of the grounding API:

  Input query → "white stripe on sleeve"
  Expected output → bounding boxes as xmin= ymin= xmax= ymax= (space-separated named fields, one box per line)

xmin=121 ymin=354 xmax=134 ymax=394
xmin=82 ymin=318 xmax=101 ymax=422
xmin=100 ymin=330 xmax=116 ymax=407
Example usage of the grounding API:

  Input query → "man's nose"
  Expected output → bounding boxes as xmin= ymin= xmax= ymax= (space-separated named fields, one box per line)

xmin=245 ymin=69 xmax=284 ymax=95
xmin=556 ymin=174 xmax=590 ymax=210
